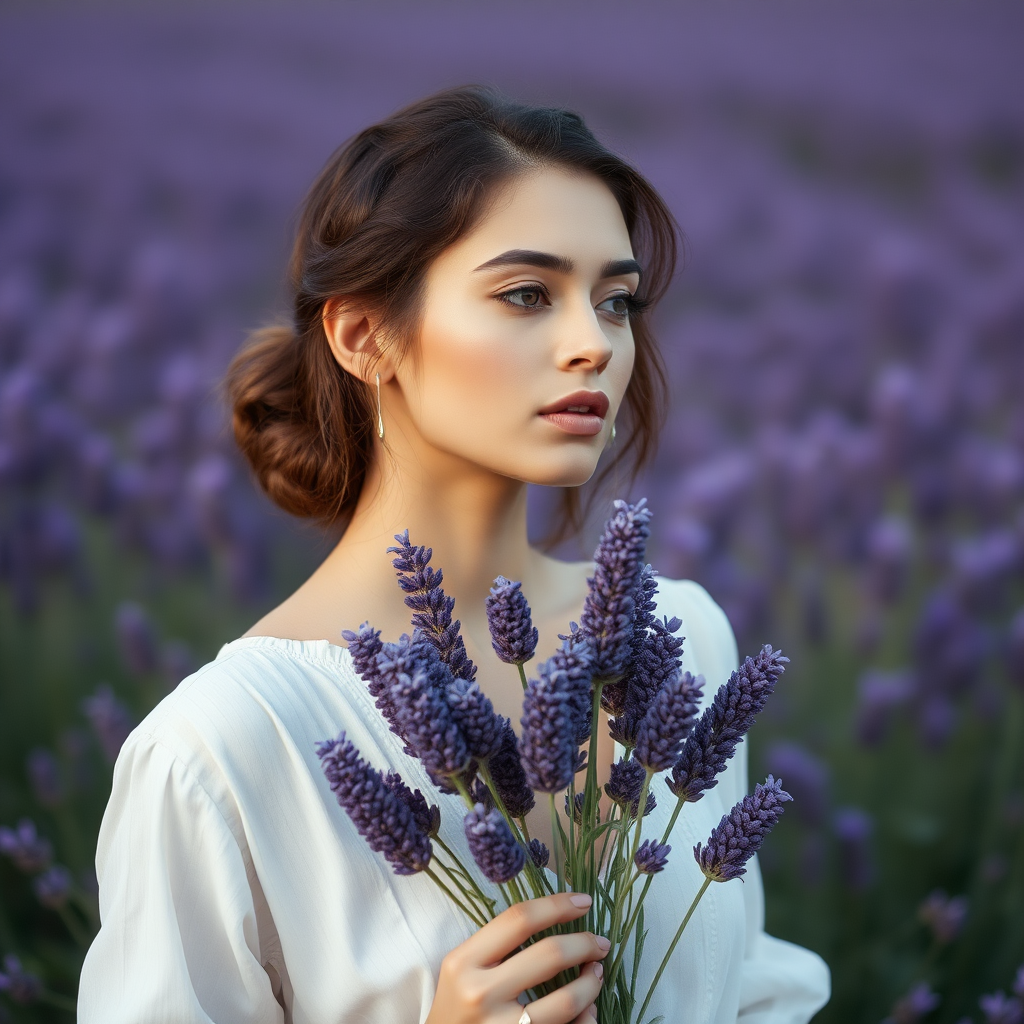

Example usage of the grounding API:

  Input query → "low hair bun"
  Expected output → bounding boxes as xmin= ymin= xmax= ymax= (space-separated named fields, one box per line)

xmin=226 ymin=325 xmax=373 ymax=524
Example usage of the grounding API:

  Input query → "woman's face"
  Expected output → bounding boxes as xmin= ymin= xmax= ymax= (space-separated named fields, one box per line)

xmin=393 ymin=165 xmax=639 ymax=488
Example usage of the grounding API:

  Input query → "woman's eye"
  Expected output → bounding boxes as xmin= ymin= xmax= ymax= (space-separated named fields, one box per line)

xmin=498 ymin=287 xmax=547 ymax=310
xmin=597 ymin=294 xmax=632 ymax=319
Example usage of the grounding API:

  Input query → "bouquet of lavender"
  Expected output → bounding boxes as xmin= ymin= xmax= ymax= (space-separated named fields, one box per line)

xmin=317 ymin=499 xmax=793 ymax=1024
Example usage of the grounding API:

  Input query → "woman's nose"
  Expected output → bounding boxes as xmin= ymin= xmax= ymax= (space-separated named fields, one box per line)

xmin=554 ymin=295 xmax=614 ymax=371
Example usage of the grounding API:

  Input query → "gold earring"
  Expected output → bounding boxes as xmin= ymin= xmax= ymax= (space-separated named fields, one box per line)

xmin=375 ymin=372 xmax=385 ymax=440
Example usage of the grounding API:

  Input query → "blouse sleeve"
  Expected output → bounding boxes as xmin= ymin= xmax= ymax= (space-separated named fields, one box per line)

xmin=678 ymin=580 xmax=832 ymax=1022
xmin=77 ymin=731 xmax=286 ymax=1024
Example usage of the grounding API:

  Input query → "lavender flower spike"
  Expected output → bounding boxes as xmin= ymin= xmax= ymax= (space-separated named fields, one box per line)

xmin=0 ymin=819 xmax=53 ymax=873
xmin=317 ymin=732 xmax=432 ymax=875
xmin=605 ymin=756 xmax=657 ymax=819
xmin=635 ymin=839 xmax=671 ymax=874
xmin=979 ymin=991 xmax=1023 ymax=1024
xmin=0 ymin=954 xmax=43 ymax=1005
xmin=528 ymin=838 xmax=550 ymax=869
xmin=668 ymin=646 xmax=788 ymax=803
xmin=464 ymin=803 xmax=526 ymax=883
xmin=520 ymin=658 xmax=580 ymax=793
xmin=633 ymin=670 xmax=704 ymax=772
xmin=881 ymin=982 xmax=941 ymax=1024
xmin=33 ymin=864 xmax=73 ymax=909
xmin=385 ymin=655 xmax=471 ymax=787
xmin=447 ymin=675 xmax=504 ymax=761
xmin=486 ymin=576 xmax=539 ymax=665
xmin=388 ymin=530 xmax=476 ymax=681
xmin=694 ymin=775 xmax=792 ymax=882
xmin=487 ymin=719 xmax=535 ymax=818
xmin=580 ymin=498 xmax=653 ymax=681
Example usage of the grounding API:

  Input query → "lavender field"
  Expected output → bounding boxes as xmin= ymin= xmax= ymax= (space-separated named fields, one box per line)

xmin=1 ymin=3 xmax=1023 ymax=1021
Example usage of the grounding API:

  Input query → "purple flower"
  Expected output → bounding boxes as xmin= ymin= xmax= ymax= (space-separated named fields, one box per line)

xmin=580 ymin=498 xmax=653 ymax=681
xmin=604 ymin=756 xmax=656 ymax=819
xmin=387 ymin=660 xmax=471 ymax=788
xmin=26 ymin=748 xmax=64 ymax=808
xmin=694 ymin=775 xmax=792 ymax=882
xmin=633 ymin=669 xmax=704 ymax=772
xmin=487 ymin=719 xmax=535 ymax=818
xmin=0 ymin=820 xmax=53 ymax=873
xmin=564 ymin=790 xmax=587 ymax=825
xmin=764 ymin=742 xmax=829 ymax=827
xmin=612 ymin=612 xmax=688 ymax=746
xmin=917 ymin=890 xmax=968 ymax=945
xmin=549 ymin=631 xmax=594 ymax=745
xmin=32 ymin=865 xmax=72 ymax=909
xmin=855 ymin=669 xmax=914 ymax=747
xmin=342 ymin=621 xmax=384 ymax=686
xmin=382 ymin=771 xmax=441 ymax=839
xmin=486 ymin=576 xmax=538 ymax=665
xmin=520 ymin=658 xmax=580 ymax=794
xmin=0 ymin=954 xmax=42 ymax=1004
xmin=81 ymin=684 xmax=135 ymax=764
xmin=605 ymin=564 xmax=662 ymax=720
xmin=980 ymin=992 xmax=1024 ymax=1024
xmin=667 ymin=646 xmax=788 ymax=803
xmin=317 ymin=732 xmax=432 ymax=875
xmin=446 ymin=675 xmax=504 ymax=761
xmin=114 ymin=601 xmax=159 ymax=676
xmin=388 ymin=531 xmax=476 ymax=682
xmin=528 ymin=838 xmax=550 ymax=869
xmin=864 ymin=515 xmax=913 ymax=604
xmin=882 ymin=982 xmax=940 ymax=1024
xmin=634 ymin=839 xmax=671 ymax=874
xmin=833 ymin=807 xmax=875 ymax=891
xmin=463 ymin=803 xmax=525 ymax=883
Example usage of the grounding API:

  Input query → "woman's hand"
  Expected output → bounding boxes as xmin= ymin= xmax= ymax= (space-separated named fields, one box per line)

xmin=426 ymin=892 xmax=607 ymax=1024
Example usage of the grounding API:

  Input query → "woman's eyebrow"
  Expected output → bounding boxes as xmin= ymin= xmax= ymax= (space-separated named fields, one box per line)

xmin=473 ymin=249 xmax=642 ymax=281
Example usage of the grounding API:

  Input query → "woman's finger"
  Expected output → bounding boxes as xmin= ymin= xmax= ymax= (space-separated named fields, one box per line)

xmin=572 ymin=1004 xmax=598 ymax=1024
xmin=460 ymin=893 xmax=593 ymax=967
xmin=517 ymin=960 xmax=603 ymax=1024
xmin=491 ymin=931 xmax=610 ymax=1001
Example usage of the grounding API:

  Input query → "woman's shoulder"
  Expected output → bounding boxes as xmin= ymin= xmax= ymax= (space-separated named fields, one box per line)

xmin=119 ymin=635 xmax=377 ymax=791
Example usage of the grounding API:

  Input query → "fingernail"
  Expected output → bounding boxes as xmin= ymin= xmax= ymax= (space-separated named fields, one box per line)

xmin=595 ymin=935 xmax=611 ymax=951
xmin=569 ymin=893 xmax=592 ymax=908
xmin=593 ymin=962 xmax=604 ymax=980
xmin=588 ymin=1007 xmax=599 ymax=1022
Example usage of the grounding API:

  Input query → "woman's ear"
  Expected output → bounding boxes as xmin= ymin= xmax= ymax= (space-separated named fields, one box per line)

xmin=322 ymin=299 xmax=394 ymax=383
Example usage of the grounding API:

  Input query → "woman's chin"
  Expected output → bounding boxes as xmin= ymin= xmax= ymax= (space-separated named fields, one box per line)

xmin=513 ymin=456 xmax=602 ymax=489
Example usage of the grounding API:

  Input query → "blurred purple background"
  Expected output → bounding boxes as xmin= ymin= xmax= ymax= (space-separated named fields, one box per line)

xmin=2 ymin=4 xmax=1023 ymax=1021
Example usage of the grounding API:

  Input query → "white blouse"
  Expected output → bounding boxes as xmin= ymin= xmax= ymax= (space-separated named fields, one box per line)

xmin=78 ymin=577 xmax=830 ymax=1023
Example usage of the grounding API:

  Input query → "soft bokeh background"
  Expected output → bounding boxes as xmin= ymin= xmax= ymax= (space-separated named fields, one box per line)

xmin=1 ymin=3 xmax=1023 ymax=1021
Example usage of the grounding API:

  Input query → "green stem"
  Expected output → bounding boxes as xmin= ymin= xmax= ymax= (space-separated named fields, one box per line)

xmin=426 ymin=867 xmax=488 ymax=928
xmin=605 ymin=873 xmax=655 ymax=987
xmin=636 ymin=878 xmax=712 ymax=1024
xmin=518 ymin=663 xmax=529 ymax=691
xmin=549 ymin=793 xmax=566 ymax=893
xmin=435 ymin=857 xmax=495 ymax=921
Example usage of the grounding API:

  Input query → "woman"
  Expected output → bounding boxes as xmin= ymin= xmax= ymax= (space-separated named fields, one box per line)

xmin=78 ymin=87 xmax=830 ymax=1023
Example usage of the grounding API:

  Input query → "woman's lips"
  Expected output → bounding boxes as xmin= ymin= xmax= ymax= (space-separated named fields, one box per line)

xmin=539 ymin=411 xmax=605 ymax=436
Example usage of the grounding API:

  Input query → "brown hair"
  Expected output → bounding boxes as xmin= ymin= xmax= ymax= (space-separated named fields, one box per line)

xmin=227 ymin=85 xmax=679 ymax=547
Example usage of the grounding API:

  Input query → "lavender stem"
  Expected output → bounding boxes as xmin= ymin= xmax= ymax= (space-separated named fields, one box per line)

xmin=518 ymin=663 xmax=529 ymax=692
xmin=425 ymin=866 xmax=489 ymax=928
xmin=636 ymin=877 xmax=713 ymax=1023
xmin=549 ymin=792 xmax=566 ymax=893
